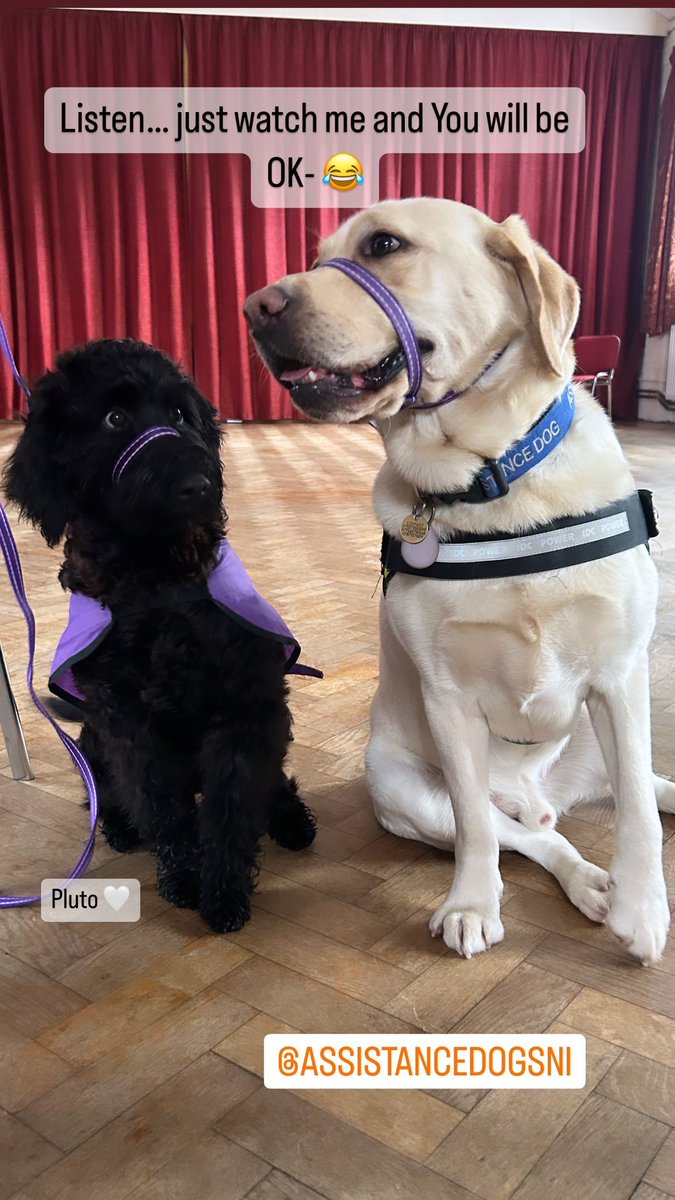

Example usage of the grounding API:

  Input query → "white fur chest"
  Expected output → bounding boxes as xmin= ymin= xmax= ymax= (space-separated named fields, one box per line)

xmin=383 ymin=548 xmax=657 ymax=744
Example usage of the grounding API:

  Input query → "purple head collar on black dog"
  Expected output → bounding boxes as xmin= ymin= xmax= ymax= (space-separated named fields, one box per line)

xmin=319 ymin=258 xmax=506 ymax=411
xmin=111 ymin=425 xmax=180 ymax=484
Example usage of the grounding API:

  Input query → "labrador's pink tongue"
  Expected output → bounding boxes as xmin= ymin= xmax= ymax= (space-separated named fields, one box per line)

xmin=279 ymin=365 xmax=367 ymax=389
xmin=280 ymin=366 xmax=314 ymax=382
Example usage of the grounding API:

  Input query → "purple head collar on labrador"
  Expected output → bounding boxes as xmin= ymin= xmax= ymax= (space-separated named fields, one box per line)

xmin=319 ymin=258 xmax=505 ymax=411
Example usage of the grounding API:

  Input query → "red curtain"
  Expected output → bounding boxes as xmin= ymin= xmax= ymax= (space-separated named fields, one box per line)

xmin=643 ymin=49 xmax=675 ymax=336
xmin=0 ymin=12 xmax=663 ymax=420
xmin=0 ymin=10 xmax=188 ymax=418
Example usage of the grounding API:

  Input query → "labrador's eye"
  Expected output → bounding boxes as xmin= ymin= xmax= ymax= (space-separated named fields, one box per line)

xmin=369 ymin=233 xmax=402 ymax=257
xmin=172 ymin=407 xmax=185 ymax=427
xmin=104 ymin=409 xmax=127 ymax=430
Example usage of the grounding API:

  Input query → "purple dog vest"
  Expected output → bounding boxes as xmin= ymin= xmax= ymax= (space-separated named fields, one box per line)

xmin=49 ymin=539 xmax=322 ymax=705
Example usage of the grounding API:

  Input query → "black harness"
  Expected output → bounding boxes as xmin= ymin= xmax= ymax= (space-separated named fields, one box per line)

xmin=381 ymin=489 xmax=658 ymax=593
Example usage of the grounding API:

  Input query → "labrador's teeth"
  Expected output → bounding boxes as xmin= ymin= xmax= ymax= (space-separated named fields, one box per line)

xmin=307 ymin=370 xmax=318 ymax=382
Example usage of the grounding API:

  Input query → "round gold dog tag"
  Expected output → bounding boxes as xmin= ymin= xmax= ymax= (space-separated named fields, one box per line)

xmin=400 ymin=514 xmax=429 ymax=544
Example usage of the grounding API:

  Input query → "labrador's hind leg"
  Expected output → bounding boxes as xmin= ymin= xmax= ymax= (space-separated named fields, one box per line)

xmin=492 ymin=807 xmax=610 ymax=922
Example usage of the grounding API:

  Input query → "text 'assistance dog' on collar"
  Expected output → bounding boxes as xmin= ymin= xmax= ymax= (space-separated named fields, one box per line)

xmin=318 ymin=257 xmax=505 ymax=410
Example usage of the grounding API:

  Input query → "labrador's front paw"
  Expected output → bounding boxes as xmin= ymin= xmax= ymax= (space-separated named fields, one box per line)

xmin=429 ymin=893 xmax=504 ymax=958
xmin=607 ymin=865 xmax=670 ymax=965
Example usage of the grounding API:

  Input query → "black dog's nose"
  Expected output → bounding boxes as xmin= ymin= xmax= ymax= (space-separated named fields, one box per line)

xmin=178 ymin=474 xmax=211 ymax=501
xmin=243 ymin=285 xmax=290 ymax=331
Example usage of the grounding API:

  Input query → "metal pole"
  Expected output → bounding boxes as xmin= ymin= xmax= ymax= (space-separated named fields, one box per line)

xmin=0 ymin=642 xmax=33 ymax=780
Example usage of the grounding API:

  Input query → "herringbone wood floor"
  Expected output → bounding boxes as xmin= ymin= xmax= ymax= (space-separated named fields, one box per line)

xmin=1 ymin=418 xmax=675 ymax=1200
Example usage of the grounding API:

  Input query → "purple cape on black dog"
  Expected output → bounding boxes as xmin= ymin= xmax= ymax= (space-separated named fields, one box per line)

xmin=49 ymin=539 xmax=322 ymax=705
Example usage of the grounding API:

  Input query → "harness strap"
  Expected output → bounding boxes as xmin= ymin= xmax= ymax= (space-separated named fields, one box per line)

xmin=382 ymin=490 xmax=656 ymax=592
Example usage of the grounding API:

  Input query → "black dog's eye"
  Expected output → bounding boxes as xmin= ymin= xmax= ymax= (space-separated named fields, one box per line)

xmin=171 ymin=407 xmax=185 ymax=427
xmin=368 ymin=233 xmax=402 ymax=258
xmin=104 ymin=409 xmax=127 ymax=430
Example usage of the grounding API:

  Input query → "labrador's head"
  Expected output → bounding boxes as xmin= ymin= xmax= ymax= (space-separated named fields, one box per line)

xmin=244 ymin=198 xmax=580 ymax=423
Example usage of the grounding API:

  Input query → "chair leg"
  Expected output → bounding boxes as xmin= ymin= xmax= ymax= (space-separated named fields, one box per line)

xmin=607 ymin=380 xmax=612 ymax=421
xmin=0 ymin=644 xmax=33 ymax=781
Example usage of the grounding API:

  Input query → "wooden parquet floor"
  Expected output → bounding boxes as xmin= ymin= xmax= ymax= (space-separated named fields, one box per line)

xmin=1 ymin=418 xmax=675 ymax=1200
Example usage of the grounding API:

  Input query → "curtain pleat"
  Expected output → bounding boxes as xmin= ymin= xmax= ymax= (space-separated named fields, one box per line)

xmin=643 ymin=49 xmax=675 ymax=336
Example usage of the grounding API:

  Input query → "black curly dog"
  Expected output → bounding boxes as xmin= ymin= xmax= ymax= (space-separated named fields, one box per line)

xmin=3 ymin=339 xmax=316 ymax=932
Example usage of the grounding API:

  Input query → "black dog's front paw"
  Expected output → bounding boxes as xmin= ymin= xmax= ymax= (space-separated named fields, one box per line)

xmin=200 ymin=887 xmax=252 ymax=933
xmin=157 ymin=863 xmax=201 ymax=910
xmin=269 ymin=798 xmax=317 ymax=851
xmin=101 ymin=815 xmax=142 ymax=854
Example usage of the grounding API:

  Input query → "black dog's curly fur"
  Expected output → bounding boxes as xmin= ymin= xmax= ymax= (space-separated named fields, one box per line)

xmin=3 ymin=339 xmax=316 ymax=932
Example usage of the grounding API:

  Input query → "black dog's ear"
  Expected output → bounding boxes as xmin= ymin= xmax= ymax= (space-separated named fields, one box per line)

xmin=2 ymin=371 xmax=71 ymax=546
xmin=186 ymin=380 xmax=223 ymax=455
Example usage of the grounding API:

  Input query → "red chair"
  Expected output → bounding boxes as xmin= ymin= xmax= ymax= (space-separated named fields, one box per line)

xmin=572 ymin=335 xmax=621 ymax=420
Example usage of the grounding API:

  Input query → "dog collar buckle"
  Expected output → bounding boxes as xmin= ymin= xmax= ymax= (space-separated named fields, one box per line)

xmin=479 ymin=458 xmax=510 ymax=501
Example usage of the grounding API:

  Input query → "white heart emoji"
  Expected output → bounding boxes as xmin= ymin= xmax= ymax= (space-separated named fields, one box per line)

xmin=104 ymin=885 xmax=130 ymax=911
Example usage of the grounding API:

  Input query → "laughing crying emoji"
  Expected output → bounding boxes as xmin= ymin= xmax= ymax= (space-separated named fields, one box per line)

xmin=322 ymin=152 xmax=365 ymax=192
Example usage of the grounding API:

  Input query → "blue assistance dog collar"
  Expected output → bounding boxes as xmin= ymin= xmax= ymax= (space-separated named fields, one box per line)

xmin=428 ymin=385 xmax=575 ymax=507
xmin=382 ymin=489 xmax=657 ymax=591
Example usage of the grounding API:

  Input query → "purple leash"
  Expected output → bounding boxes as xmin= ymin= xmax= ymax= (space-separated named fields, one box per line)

xmin=0 ymin=314 xmax=31 ymax=400
xmin=320 ymin=258 xmax=505 ymax=411
xmin=0 ymin=501 xmax=99 ymax=905
xmin=1 ymin=318 xmax=99 ymax=905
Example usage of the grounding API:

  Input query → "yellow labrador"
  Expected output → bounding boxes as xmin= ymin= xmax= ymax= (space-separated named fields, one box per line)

xmin=245 ymin=197 xmax=674 ymax=963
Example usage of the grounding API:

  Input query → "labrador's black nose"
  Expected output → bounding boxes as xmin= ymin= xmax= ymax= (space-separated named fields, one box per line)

xmin=244 ymin=285 xmax=290 ymax=331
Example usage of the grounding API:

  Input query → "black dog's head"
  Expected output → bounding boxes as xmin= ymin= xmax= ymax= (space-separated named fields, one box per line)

xmin=3 ymin=339 xmax=223 ymax=547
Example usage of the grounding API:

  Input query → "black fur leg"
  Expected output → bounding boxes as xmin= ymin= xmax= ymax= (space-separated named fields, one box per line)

xmin=199 ymin=884 xmax=252 ymax=933
xmin=101 ymin=811 xmax=142 ymax=854
xmin=198 ymin=699 xmax=286 ymax=933
xmin=268 ymin=775 xmax=317 ymax=850
xmin=156 ymin=852 xmax=201 ymax=910
xmin=80 ymin=721 xmax=142 ymax=853
xmin=150 ymin=803 xmax=201 ymax=911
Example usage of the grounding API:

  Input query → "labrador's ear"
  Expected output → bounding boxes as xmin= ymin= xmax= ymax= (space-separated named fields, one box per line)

xmin=486 ymin=214 xmax=580 ymax=377
xmin=2 ymin=370 xmax=71 ymax=547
